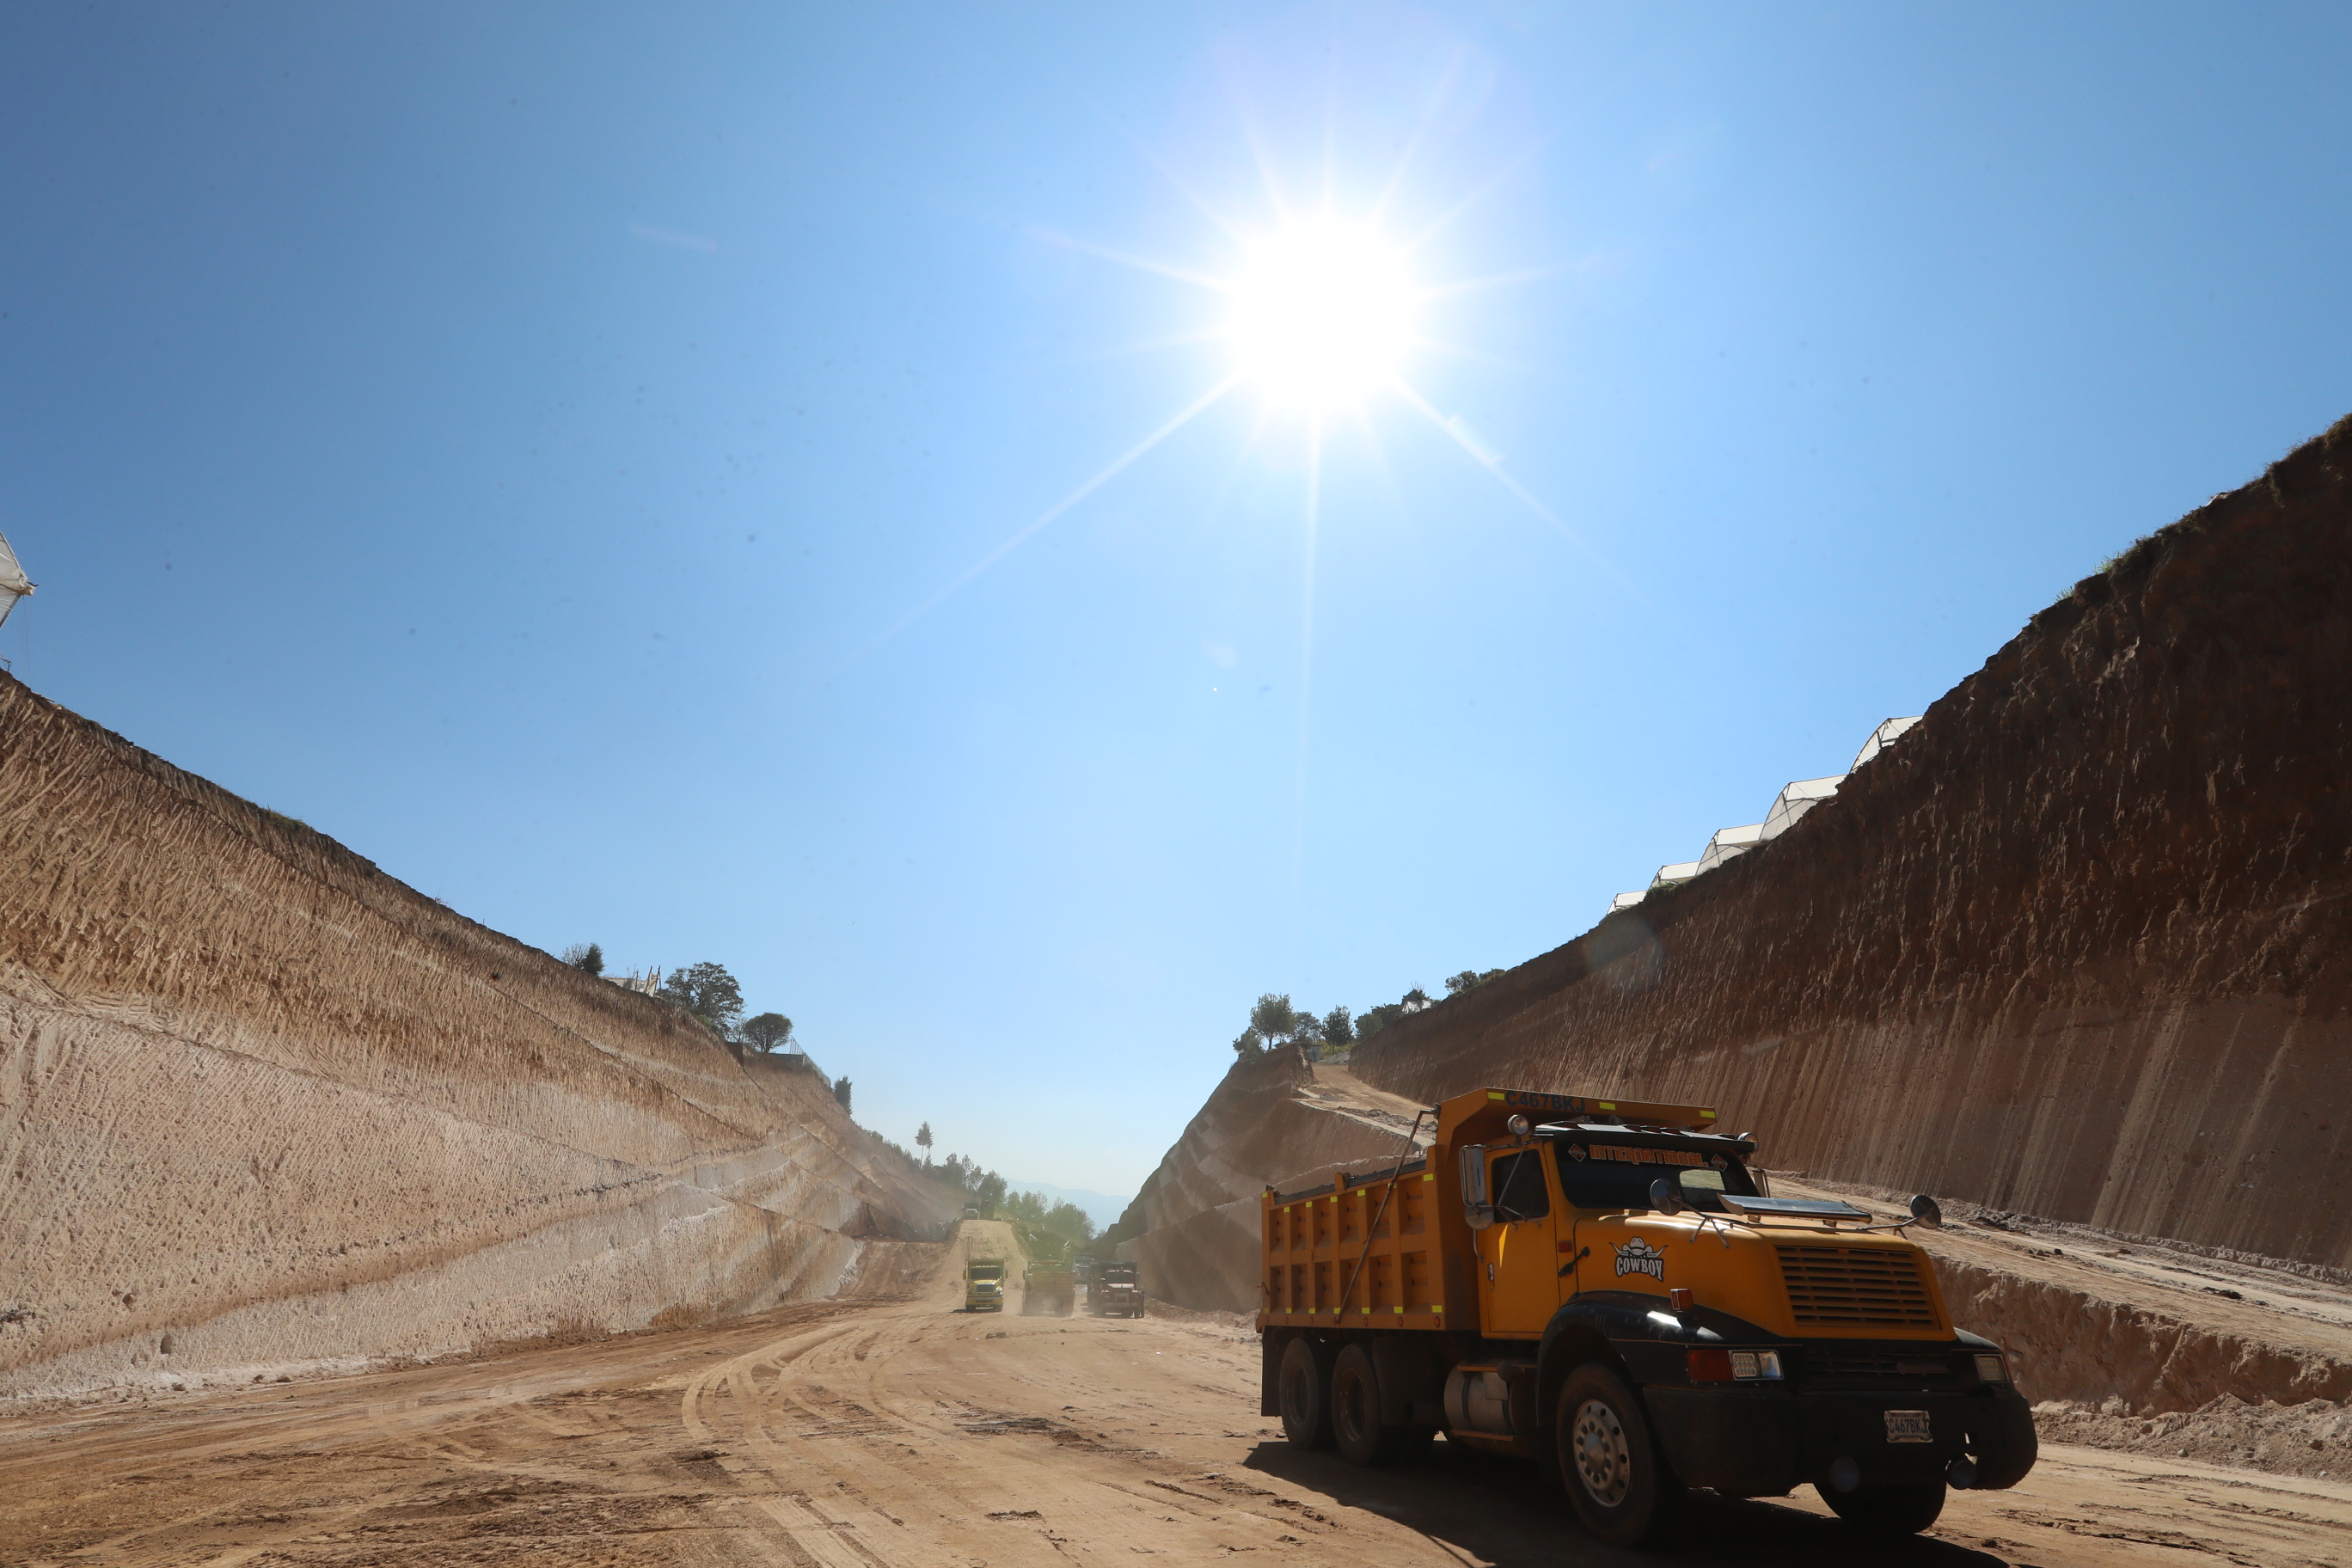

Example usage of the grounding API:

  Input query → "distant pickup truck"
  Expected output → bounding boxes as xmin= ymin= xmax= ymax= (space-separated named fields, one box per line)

xmin=1258 ymin=1086 xmax=2036 ymax=1547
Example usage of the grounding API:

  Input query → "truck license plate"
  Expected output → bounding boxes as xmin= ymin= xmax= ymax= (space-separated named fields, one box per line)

xmin=1884 ymin=1410 xmax=1933 ymax=1443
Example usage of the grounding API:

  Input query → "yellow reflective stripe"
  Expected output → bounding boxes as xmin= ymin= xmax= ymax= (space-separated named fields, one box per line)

xmin=1487 ymin=1091 xmax=1504 ymax=1100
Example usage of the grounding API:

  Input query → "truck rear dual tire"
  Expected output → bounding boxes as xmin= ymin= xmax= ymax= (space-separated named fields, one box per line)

xmin=1278 ymin=1338 xmax=1336 ymax=1449
xmin=1329 ymin=1345 xmax=1436 ymax=1467
xmin=1555 ymin=1363 xmax=1684 ymax=1548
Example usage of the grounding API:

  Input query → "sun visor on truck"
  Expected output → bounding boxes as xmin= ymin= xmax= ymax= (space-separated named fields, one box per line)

xmin=1436 ymin=1087 xmax=1722 ymax=1147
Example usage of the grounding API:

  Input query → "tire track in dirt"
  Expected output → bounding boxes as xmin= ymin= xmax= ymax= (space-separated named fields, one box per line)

xmin=12 ymin=1238 xmax=2352 ymax=1566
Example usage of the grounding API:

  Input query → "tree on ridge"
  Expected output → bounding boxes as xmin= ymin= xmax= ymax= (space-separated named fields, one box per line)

xmin=741 ymin=1012 xmax=794 ymax=1054
xmin=660 ymin=960 xmax=745 ymax=1038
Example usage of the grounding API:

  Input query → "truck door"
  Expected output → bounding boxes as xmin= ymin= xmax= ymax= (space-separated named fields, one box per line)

xmin=1478 ymin=1147 xmax=1561 ymax=1337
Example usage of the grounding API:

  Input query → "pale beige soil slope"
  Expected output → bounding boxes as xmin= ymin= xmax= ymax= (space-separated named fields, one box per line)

xmin=1119 ymin=1057 xmax=1434 ymax=1311
xmin=0 ymin=672 xmax=953 ymax=1403
xmin=5 ymin=1226 xmax=2348 ymax=1568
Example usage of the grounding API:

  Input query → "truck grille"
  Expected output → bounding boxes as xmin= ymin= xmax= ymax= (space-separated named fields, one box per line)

xmin=1803 ymin=1346 xmax=1963 ymax=1388
xmin=1773 ymin=1244 xmax=1939 ymax=1328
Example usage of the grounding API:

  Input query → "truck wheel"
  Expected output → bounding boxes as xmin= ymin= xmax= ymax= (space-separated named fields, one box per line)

xmin=1329 ymin=1346 xmax=1386 ymax=1466
xmin=1277 ymin=1338 xmax=1337 ymax=1450
xmin=1330 ymin=1345 xmax=1434 ymax=1467
xmin=1555 ymin=1363 xmax=1683 ymax=1547
xmin=1820 ymin=1479 xmax=1946 ymax=1535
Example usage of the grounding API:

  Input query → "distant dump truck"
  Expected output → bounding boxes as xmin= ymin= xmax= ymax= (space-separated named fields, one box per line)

xmin=1258 ymin=1087 xmax=2037 ymax=1547
xmin=1091 ymin=1260 xmax=1143 ymax=1318
xmin=1023 ymin=1262 xmax=1076 ymax=1316
xmin=965 ymin=1256 xmax=1007 ymax=1312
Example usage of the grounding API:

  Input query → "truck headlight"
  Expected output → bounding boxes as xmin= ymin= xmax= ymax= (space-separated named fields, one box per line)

xmin=1974 ymin=1353 xmax=2008 ymax=1383
xmin=1730 ymin=1351 xmax=1783 ymax=1381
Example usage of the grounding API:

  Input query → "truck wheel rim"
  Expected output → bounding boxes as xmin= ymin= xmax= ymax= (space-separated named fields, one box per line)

xmin=1336 ymin=1374 xmax=1368 ymax=1443
xmin=1571 ymin=1399 xmax=1632 ymax=1508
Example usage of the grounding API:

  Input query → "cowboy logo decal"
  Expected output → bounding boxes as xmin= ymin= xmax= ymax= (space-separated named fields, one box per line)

xmin=1614 ymin=1237 xmax=1666 ymax=1282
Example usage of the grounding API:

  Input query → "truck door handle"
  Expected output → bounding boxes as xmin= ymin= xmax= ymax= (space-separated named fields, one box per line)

xmin=1558 ymin=1246 xmax=1589 ymax=1278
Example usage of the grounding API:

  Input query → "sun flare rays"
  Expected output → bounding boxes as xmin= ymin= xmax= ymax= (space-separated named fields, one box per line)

xmin=815 ymin=88 xmax=1620 ymax=695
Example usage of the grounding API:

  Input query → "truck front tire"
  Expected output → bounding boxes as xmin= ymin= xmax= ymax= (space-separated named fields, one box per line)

xmin=1278 ymin=1338 xmax=1337 ymax=1450
xmin=1820 ymin=1479 xmax=1946 ymax=1535
xmin=1555 ymin=1363 xmax=1683 ymax=1548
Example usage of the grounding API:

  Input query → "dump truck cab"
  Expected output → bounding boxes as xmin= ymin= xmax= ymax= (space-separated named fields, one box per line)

xmin=1257 ymin=1087 xmax=2036 ymax=1547
xmin=1092 ymin=1261 xmax=1143 ymax=1318
xmin=965 ymin=1257 xmax=1007 ymax=1312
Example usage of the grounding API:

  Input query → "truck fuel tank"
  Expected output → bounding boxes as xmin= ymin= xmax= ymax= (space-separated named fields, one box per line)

xmin=1442 ymin=1362 xmax=1535 ymax=1442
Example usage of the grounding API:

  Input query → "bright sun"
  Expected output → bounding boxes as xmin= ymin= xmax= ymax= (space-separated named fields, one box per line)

xmin=1227 ymin=217 xmax=1418 ymax=410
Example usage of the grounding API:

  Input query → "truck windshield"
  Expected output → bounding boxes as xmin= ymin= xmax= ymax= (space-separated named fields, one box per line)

xmin=1549 ymin=1139 xmax=1759 ymax=1213
xmin=970 ymin=1265 xmax=1002 ymax=1279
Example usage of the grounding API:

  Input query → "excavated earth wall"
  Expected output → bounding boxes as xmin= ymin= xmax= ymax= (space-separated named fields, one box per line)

xmin=1117 ymin=419 xmax=2352 ymax=1426
xmin=0 ymin=677 xmax=952 ymax=1402
xmin=1115 ymin=1054 xmax=1429 ymax=1312
xmin=1344 ymin=414 xmax=2352 ymax=1270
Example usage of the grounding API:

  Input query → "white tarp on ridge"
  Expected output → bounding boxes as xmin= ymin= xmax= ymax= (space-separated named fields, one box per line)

xmin=1852 ymin=715 xmax=1921 ymax=771
xmin=0 ymin=530 xmax=31 ymax=631
xmin=1696 ymin=822 xmax=1767 ymax=874
xmin=1761 ymin=775 xmax=1846 ymax=841
xmin=1602 ymin=715 xmax=1926 ymax=920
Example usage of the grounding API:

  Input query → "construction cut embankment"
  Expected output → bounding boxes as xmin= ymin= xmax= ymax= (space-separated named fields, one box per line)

xmin=1340 ymin=413 xmax=2352 ymax=1269
xmin=1117 ymin=415 xmax=2352 ymax=1426
xmin=0 ymin=674 xmax=952 ymax=1404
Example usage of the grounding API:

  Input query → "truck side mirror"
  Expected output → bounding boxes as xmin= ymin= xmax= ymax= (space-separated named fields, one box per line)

xmin=1649 ymin=1177 xmax=1685 ymax=1215
xmin=1908 ymin=1194 xmax=1943 ymax=1228
xmin=1461 ymin=1145 xmax=1494 ymax=1229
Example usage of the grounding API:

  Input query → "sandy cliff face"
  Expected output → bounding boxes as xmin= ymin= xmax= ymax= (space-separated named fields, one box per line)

xmin=0 ymin=677 xmax=951 ymax=1401
xmin=1113 ymin=1053 xmax=1429 ymax=1310
xmin=1341 ymin=414 xmax=2352 ymax=1270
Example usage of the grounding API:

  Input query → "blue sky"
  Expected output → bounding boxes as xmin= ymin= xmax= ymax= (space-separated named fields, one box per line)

xmin=5 ymin=3 xmax=2348 ymax=1197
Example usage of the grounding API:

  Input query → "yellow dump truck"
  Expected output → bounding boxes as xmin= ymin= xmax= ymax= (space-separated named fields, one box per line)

xmin=1023 ymin=1262 xmax=1076 ymax=1316
xmin=965 ymin=1256 xmax=1007 ymax=1312
xmin=1258 ymin=1087 xmax=2037 ymax=1547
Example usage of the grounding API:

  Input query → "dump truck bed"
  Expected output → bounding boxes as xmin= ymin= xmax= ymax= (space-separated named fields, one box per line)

xmin=1261 ymin=1158 xmax=1449 ymax=1327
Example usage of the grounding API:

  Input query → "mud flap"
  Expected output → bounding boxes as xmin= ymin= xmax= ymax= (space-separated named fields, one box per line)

xmin=1644 ymin=1387 xmax=1801 ymax=1498
xmin=1370 ymin=1338 xmax=1443 ymax=1427
xmin=1966 ymin=1384 xmax=2039 ymax=1489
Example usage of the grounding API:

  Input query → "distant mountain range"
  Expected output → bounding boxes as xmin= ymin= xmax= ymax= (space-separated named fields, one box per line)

xmin=1001 ymin=1179 xmax=1131 ymax=1233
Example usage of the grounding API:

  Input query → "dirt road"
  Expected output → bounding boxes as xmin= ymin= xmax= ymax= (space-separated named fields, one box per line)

xmin=7 ymin=1233 xmax=2351 ymax=1568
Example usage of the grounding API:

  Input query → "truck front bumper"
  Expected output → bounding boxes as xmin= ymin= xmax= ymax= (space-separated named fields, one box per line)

xmin=1645 ymin=1382 xmax=2037 ymax=1498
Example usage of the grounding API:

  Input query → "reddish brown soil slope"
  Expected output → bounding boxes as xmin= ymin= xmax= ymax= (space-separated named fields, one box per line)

xmin=1345 ymin=414 xmax=2352 ymax=1268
